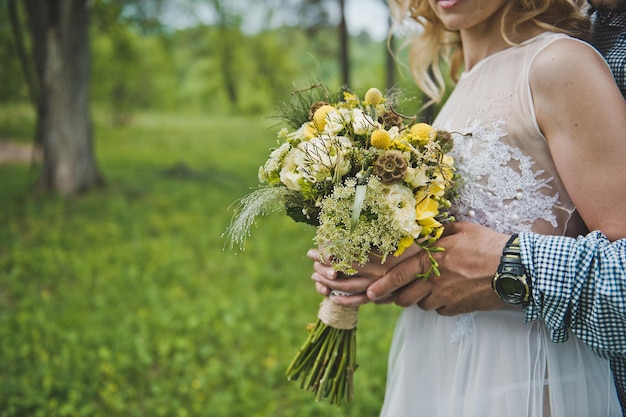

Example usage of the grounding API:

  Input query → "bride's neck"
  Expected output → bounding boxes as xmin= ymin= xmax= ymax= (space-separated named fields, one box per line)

xmin=460 ymin=24 xmax=543 ymax=71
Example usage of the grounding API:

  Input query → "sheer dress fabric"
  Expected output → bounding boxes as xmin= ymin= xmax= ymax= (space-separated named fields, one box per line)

xmin=379 ymin=33 xmax=622 ymax=417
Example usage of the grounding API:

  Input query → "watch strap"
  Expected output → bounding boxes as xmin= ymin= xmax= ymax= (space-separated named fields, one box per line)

xmin=501 ymin=234 xmax=521 ymax=258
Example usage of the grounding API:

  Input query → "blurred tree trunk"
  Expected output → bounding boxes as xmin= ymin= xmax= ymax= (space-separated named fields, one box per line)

xmin=7 ymin=0 xmax=43 ymax=150
xmin=385 ymin=13 xmax=395 ymax=90
xmin=338 ymin=0 xmax=349 ymax=86
xmin=213 ymin=0 xmax=239 ymax=108
xmin=219 ymin=26 xmax=238 ymax=106
xmin=22 ymin=0 xmax=103 ymax=196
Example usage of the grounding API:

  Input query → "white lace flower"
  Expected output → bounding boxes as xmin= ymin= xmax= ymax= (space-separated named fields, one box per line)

xmin=259 ymin=142 xmax=291 ymax=183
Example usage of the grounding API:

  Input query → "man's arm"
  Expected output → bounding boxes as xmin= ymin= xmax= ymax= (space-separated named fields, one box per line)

xmin=311 ymin=224 xmax=626 ymax=357
xmin=521 ymin=231 xmax=626 ymax=356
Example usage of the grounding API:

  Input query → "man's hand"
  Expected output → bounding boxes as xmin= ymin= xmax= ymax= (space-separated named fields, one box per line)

xmin=368 ymin=222 xmax=510 ymax=315
xmin=310 ymin=222 xmax=511 ymax=315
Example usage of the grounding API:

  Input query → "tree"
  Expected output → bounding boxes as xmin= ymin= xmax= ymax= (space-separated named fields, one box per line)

xmin=11 ymin=0 xmax=104 ymax=196
xmin=212 ymin=0 xmax=243 ymax=108
xmin=8 ymin=0 xmax=171 ymax=195
xmin=338 ymin=0 xmax=349 ymax=86
xmin=384 ymin=7 xmax=395 ymax=90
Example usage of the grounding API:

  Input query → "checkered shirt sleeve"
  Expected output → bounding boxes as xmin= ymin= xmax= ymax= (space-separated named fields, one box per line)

xmin=591 ymin=11 xmax=626 ymax=98
xmin=520 ymin=231 xmax=626 ymax=412
xmin=613 ymin=357 xmax=626 ymax=415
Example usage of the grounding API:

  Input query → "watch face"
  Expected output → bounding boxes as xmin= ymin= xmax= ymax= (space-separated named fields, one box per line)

xmin=495 ymin=275 xmax=526 ymax=304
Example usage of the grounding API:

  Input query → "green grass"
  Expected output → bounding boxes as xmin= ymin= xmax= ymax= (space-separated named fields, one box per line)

xmin=0 ymin=110 xmax=400 ymax=417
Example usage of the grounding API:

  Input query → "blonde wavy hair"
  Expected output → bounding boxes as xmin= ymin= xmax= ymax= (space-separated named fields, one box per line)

xmin=388 ymin=0 xmax=590 ymax=104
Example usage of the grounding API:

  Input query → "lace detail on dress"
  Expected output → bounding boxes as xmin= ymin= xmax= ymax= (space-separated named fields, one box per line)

xmin=450 ymin=313 xmax=475 ymax=343
xmin=449 ymin=119 xmax=559 ymax=233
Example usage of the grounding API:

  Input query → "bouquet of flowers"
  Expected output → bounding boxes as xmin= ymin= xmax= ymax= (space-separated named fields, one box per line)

xmin=225 ymin=83 xmax=457 ymax=406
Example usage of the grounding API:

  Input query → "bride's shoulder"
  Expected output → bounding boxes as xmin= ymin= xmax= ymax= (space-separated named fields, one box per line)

xmin=531 ymin=34 xmax=606 ymax=76
xmin=529 ymin=34 xmax=612 ymax=97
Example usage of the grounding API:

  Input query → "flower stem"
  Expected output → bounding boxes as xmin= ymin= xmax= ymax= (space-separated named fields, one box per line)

xmin=286 ymin=319 xmax=357 ymax=406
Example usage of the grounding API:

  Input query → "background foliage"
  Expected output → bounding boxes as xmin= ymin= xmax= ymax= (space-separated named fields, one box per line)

xmin=0 ymin=107 xmax=402 ymax=417
xmin=0 ymin=1 xmax=432 ymax=415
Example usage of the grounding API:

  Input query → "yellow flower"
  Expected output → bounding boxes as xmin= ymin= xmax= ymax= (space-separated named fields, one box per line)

xmin=440 ymin=155 xmax=456 ymax=180
xmin=429 ymin=176 xmax=447 ymax=197
xmin=419 ymin=216 xmax=442 ymax=228
xmin=390 ymin=138 xmax=411 ymax=152
xmin=415 ymin=197 xmax=439 ymax=221
xmin=419 ymin=216 xmax=443 ymax=238
xmin=393 ymin=235 xmax=415 ymax=257
xmin=313 ymin=105 xmax=336 ymax=130
xmin=370 ymin=129 xmax=392 ymax=149
xmin=442 ymin=154 xmax=454 ymax=167
xmin=343 ymin=92 xmax=359 ymax=107
xmin=364 ymin=88 xmax=384 ymax=106
xmin=410 ymin=123 xmax=435 ymax=143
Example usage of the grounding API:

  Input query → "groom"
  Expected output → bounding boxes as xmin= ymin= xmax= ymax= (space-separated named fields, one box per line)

xmin=590 ymin=0 xmax=626 ymax=97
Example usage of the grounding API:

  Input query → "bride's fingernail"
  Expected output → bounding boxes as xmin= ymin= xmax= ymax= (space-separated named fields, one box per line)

xmin=367 ymin=290 xmax=377 ymax=300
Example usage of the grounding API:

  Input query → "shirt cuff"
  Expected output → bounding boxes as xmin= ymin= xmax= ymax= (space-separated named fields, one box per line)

xmin=519 ymin=232 xmax=574 ymax=343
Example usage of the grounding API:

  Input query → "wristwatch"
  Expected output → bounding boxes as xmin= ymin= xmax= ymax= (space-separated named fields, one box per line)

xmin=492 ymin=234 xmax=531 ymax=307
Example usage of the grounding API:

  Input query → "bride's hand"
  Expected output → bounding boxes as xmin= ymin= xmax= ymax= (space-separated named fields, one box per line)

xmin=307 ymin=245 xmax=421 ymax=307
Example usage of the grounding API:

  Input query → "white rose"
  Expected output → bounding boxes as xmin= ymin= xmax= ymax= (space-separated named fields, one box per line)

xmin=351 ymin=109 xmax=376 ymax=135
xmin=298 ymin=135 xmax=352 ymax=183
xmin=405 ymin=166 xmax=430 ymax=188
xmin=388 ymin=126 xmax=401 ymax=140
xmin=385 ymin=184 xmax=421 ymax=238
xmin=323 ymin=108 xmax=346 ymax=134
xmin=279 ymin=148 xmax=305 ymax=191
xmin=331 ymin=136 xmax=353 ymax=177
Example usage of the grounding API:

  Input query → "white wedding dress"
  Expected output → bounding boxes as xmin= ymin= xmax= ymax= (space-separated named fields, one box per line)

xmin=380 ymin=33 xmax=622 ymax=417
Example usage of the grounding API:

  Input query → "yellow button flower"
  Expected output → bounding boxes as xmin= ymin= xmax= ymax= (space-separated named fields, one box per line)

xmin=364 ymin=88 xmax=384 ymax=106
xmin=410 ymin=123 xmax=435 ymax=143
xmin=313 ymin=105 xmax=336 ymax=130
xmin=370 ymin=129 xmax=392 ymax=149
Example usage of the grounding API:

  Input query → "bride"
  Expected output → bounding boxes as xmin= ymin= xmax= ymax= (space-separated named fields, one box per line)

xmin=308 ymin=0 xmax=626 ymax=415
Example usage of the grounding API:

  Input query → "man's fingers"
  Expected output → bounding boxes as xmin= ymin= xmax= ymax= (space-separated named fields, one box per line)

xmin=367 ymin=252 xmax=430 ymax=301
xmin=372 ymin=294 xmax=395 ymax=305
xmin=395 ymin=279 xmax=433 ymax=307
